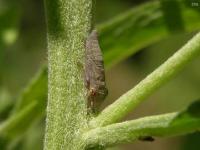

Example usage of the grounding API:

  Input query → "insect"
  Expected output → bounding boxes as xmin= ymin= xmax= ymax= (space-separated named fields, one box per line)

xmin=138 ymin=136 xmax=155 ymax=142
xmin=84 ymin=30 xmax=108 ymax=113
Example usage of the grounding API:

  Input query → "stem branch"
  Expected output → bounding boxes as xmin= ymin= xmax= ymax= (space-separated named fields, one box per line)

xmin=91 ymin=32 xmax=200 ymax=127
xmin=85 ymin=105 xmax=200 ymax=148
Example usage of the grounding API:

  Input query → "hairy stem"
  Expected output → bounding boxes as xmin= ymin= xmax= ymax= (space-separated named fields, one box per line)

xmin=44 ymin=0 xmax=92 ymax=149
xmin=85 ymin=106 xmax=200 ymax=148
xmin=91 ymin=32 xmax=200 ymax=127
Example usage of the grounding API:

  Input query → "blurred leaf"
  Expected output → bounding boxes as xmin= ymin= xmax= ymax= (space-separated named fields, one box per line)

xmin=160 ymin=0 xmax=185 ymax=32
xmin=98 ymin=0 xmax=200 ymax=69
xmin=96 ymin=0 xmax=133 ymax=23
xmin=0 ymin=67 xmax=47 ymax=138
xmin=20 ymin=121 xmax=44 ymax=150
xmin=0 ymin=2 xmax=20 ymax=88
xmin=11 ymin=67 xmax=47 ymax=114
xmin=0 ymin=3 xmax=20 ymax=48
xmin=0 ymin=88 xmax=13 ymax=122
xmin=181 ymin=132 xmax=200 ymax=150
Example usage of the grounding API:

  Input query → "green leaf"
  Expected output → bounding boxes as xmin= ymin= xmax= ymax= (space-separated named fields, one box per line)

xmin=0 ymin=67 xmax=47 ymax=138
xmin=160 ymin=0 xmax=185 ymax=32
xmin=99 ymin=0 xmax=200 ymax=69
xmin=0 ymin=88 xmax=13 ymax=122
xmin=12 ymin=67 xmax=47 ymax=114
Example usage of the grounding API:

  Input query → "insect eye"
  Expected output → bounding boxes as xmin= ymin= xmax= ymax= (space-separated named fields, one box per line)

xmin=90 ymin=88 xmax=96 ymax=96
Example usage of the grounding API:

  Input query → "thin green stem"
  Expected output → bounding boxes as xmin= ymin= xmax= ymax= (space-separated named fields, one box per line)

xmin=44 ymin=0 xmax=92 ymax=149
xmin=90 ymin=32 xmax=200 ymax=127
xmin=85 ymin=109 xmax=200 ymax=148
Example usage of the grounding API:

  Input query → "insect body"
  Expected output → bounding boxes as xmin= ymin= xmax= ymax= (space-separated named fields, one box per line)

xmin=85 ymin=30 xmax=108 ymax=113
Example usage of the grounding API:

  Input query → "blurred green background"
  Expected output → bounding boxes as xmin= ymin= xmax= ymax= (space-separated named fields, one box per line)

xmin=0 ymin=0 xmax=200 ymax=149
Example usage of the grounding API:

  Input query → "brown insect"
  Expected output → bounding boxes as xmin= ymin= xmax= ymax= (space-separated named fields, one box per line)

xmin=84 ymin=30 xmax=108 ymax=113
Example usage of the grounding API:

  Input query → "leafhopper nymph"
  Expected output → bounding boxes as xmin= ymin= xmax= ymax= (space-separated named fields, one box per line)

xmin=84 ymin=30 xmax=108 ymax=113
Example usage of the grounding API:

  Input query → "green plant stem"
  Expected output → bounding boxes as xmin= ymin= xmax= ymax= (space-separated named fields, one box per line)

xmin=44 ymin=0 xmax=92 ymax=149
xmin=90 ymin=32 xmax=200 ymax=128
xmin=85 ymin=111 xmax=200 ymax=148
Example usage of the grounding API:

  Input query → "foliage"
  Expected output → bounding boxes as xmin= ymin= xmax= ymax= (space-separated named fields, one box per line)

xmin=0 ymin=0 xmax=200 ymax=149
